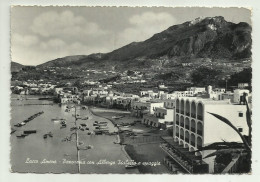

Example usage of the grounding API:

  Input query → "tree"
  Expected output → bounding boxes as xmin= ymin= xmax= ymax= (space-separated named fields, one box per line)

xmin=191 ymin=66 xmax=222 ymax=86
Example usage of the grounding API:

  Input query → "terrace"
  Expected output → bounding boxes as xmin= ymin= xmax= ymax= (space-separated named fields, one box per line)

xmin=161 ymin=136 xmax=209 ymax=174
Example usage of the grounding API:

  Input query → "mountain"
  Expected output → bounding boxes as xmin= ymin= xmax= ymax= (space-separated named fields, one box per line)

xmin=11 ymin=61 xmax=24 ymax=72
xmin=38 ymin=16 xmax=252 ymax=70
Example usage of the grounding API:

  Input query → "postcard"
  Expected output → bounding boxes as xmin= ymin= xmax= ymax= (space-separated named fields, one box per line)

xmin=9 ymin=6 xmax=254 ymax=175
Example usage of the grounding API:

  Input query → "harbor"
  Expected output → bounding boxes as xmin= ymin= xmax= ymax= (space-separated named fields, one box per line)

xmin=10 ymin=94 xmax=139 ymax=174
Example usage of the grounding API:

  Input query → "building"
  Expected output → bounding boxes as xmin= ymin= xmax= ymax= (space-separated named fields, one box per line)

xmin=238 ymin=83 xmax=249 ymax=89
xmin=186 ymin=87 xmax=206 ymax=94
xmin=233 ymin=89 xmax=250 ymax=104
xmin=167 ymin=97 xmax=249 ymax=173
xmin=131 ymin=100 xmax=164 ymax=117
xmin=142 ymin=107 xmax=174 ymax=128
xmin=172 ymin=91 xmax=194 ymax=97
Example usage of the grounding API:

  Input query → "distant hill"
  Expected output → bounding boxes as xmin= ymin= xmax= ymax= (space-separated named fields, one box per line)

xmin=11 ymin=61 xmax=24 ymax=72
xmin=38 ymin=16 xmax=252 ymax=70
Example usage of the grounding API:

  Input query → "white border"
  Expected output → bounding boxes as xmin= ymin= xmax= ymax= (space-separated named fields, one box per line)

xmin=1 ymin=1 xmax=260 ymax=182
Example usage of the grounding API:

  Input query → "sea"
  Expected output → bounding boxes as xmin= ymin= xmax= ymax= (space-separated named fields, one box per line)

xmin=10 ymin=94 xmax=138 ymax=174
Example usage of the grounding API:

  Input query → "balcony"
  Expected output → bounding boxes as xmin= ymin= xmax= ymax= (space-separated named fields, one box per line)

xmin=191 ymin=127 xmax=195 ymax=133
xmin=197 ymin=130 xmax=203 ymax=136
xmin=191 ymin=113 xmax=196 ymax=118
xmin=176 ymin=121 xmax=180 ymax=125
xmin=160 ymin=137 xmax=209 ymax=174
xmin=191 ymin=141 xmax=195 ymax=146
xmin=185 ymin=138 xmax=189 ymax=143
xmin=197 ymin=115 xmax=203 ymax=120
xmin=186 ymin=112 xmax=190 ymax=116
xmin=180 ymin=123 xmax=184 ymax=127
xmin=156 ymin=115 xmax=165 ymax=119
xmin=185 ymin=125 xmax=189 ymax=129
xmin=180 ymin=135 xmax=184 ymax=140
xmin=181 ymin=110 xmax=184 ymax=115
xmin=176 ymin=109 xmax=180 ymax=113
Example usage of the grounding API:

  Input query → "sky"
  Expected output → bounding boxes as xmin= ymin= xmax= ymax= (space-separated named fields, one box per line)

xmin=11 ymin=7 xmax=251 ymax=66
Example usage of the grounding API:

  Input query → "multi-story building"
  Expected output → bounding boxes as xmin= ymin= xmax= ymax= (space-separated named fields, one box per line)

xmin=142 ymin=107 xmax=174 ymax=128
xmin=131 ymin=100 xmax=164 ymax=118
xmin=166 ymin=97 xmax=249 ymax=173
xmin=172 ymin=91 xmax=194 ymax=97
xmin=186 ymin=87 xmax=206 ymax=94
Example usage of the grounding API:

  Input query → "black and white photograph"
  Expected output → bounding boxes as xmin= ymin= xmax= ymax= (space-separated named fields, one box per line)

xmin=9 ymin=6 xmax=252 ymax=174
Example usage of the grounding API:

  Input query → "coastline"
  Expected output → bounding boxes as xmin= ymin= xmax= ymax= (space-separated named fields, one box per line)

xmin=88 ymin=105 xmax=170 ymax=174
xmin=88 ymin=106 xmax=141 ymax=173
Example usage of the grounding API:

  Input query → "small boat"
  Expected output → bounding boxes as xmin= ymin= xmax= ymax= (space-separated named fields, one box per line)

xmin=82 ymin=106 xmax=87 ymax=110
xmin=60 ymin=124 xmax=67 ymax=129
xmin=48 ymin=132 xmax=53 ymax=137
xmin=10 ymin=128 xmax=16 ymax=134
xmin=43 ymin=134 xmax=48 ymax=139
xmin=70 ymin=127 xmax=77 ymax=131
xmin=81 ymin=117 xmax=88 ymax=120
xmin=24 ymin=130 xmax=37 ymax=134
xmin=96 ymin=123 xmax=108 ymax=126
xmin=80 ymin=124 xmax=87 ymax=127
xmin=14 ymin=123 xmax=22 ymax=127
xmin=99 ymin=121 xmax=108 ymax=124
xmin=112 ymin=116 xmax=124 ymax=119
xmin=16 ymin=134 xmax=28 ymax=138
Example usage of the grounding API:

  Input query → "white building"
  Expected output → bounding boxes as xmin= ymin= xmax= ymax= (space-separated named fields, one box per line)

xmin=186 ymin=87 xmax=206 ymax=94
xmin=172 ymin=97 xmax=249 ymax=173
xmin=142 ymin=107 xmax=174 ymax=128
xmin=233 ymin=89 xmax=250 ymax=104
xmin=238 ymin=83 xmax=249 ymax=89
xmin=131 ymin=100 xmax=164 ymax=117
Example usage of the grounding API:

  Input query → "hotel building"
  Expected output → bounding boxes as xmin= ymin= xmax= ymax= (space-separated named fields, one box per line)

xmin=161 ymin=97 xmax=248 ymax=173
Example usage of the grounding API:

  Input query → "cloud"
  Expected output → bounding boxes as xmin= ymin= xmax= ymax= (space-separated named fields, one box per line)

xmin=12 ymin=33 xmax=39 ymax=47
xmin=30 ymin=10 xmax=107 ymax=39
xmin=116 ymin=12 xmax=176 ymax=48
xmin=12 ymin=37 xmax=110 ymax=65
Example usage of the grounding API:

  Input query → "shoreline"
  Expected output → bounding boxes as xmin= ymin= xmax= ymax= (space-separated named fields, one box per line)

xmin=88 ymin=106 xmax=140 ymax=172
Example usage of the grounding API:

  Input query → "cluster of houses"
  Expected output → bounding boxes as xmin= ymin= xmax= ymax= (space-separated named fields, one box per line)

xmin=57 ymin=82 xmax=251 ymax=174
xmin=11 ymin=78 xmax=251 ymax=173
xmin=11 ymin=81 xmax=57 ymax=95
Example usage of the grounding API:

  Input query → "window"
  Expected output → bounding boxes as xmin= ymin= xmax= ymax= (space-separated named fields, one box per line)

xmin=238 ymin=128 xmax=243 ymax=132
xmin=239 ymin=112 xmax=243 ymax=117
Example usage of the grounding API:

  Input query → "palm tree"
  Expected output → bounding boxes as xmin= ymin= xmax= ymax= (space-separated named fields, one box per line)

xmin=196 ymin=93 xmax=251 ymax=173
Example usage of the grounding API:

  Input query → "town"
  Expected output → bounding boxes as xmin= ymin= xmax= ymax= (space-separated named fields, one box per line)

xmin=11 ymin=77 xmax=252 ymax=174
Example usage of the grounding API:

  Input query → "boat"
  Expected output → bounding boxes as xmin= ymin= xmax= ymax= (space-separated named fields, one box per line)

xmin=43 ymin=134 xmax=48 ymax=139
xmin=14 ymin=123 xmax=22 ymax=127
xmin=82 ymin=106 xmax=87 ymax=110
xmin=96 ymin=123 xmax=108 ymax=126
xmin=60 ymin=120 xmax=66 ymax=125
xmin=16 ymin=134 xmax=28 ymax=138
xmin=24 ymin=130 xmax=37 ymax=134
xmin=10 ymin=128 xmax=16 ymax=134
xmin=112 ymin=116 xmax=124 ymax=119
xmin=48 ymin=132 xmax=53 ymax=137
xmin=80 ymin=124 xmax=87 ymax=127
xmin=70 ymin=127 xmax=77 ymax=131
xmin=21 ymin=122 xmax=26 ymax=126
xmin=81 ymin=117 xmax=88 ymax=120
xmin=99 ymin=121 xmax=108 ymax=124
